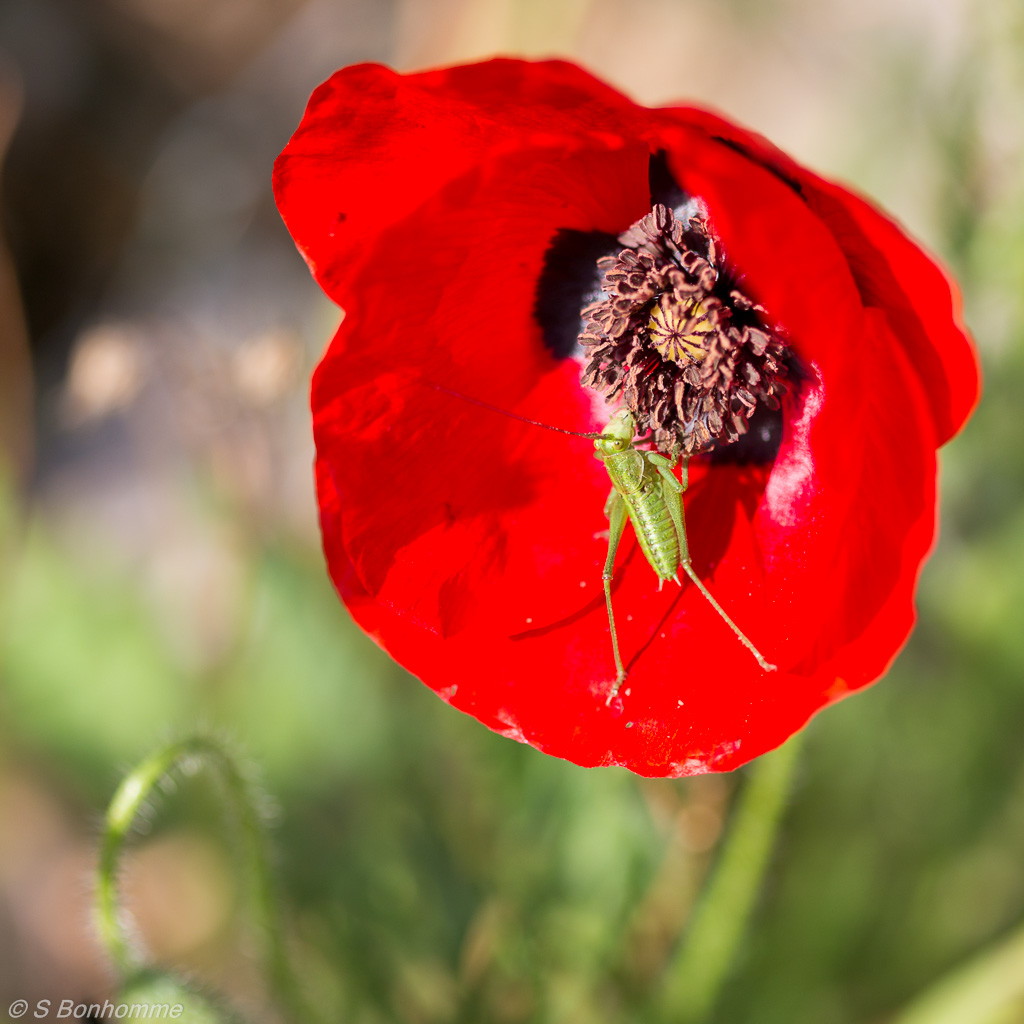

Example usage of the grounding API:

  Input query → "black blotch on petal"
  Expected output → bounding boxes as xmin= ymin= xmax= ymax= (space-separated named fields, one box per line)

xmin=709 ymin=352 xmax=810 ymax=466
xmin=709 ymin=405 xmax=784 ymax=466
xmin=648 ymin=150 xmax=687 ymax=210
xmin=534 ymin=229 xmax=619 ymax=359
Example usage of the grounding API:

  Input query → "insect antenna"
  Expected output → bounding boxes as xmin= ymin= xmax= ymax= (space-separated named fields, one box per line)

xmin=422 ymin=381 xmax=616 ymax=441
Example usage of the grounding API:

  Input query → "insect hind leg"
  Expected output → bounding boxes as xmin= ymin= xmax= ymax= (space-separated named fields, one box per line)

xmin=665 ymin=456 xmax=777 ymax=674
xmin=679 ymin=562 xmax=777 ymax=673
xmin=602 ymin=489 xmax=629 ymax=703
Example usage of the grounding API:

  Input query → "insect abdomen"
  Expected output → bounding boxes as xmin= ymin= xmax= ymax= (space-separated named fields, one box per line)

xmin=623 ymin=482 xmax=679 ymax=581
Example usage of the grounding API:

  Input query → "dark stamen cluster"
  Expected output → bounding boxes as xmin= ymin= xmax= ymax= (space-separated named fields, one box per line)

xmin=580 ymin=204 xmax=788 ymax=455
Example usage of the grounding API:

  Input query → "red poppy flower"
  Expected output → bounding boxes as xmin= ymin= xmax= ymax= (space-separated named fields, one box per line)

xmin=274 ymin=59 xmax=978 ymax=776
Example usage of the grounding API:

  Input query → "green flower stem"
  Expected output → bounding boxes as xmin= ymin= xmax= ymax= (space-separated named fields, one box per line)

xmin=95 ymin=736 xmax=318 ymax=1023
xmin=889 ymin=922 xmax=1024 ymax=1024
xmin=656 ymin=733 xmax=804 ymax=1023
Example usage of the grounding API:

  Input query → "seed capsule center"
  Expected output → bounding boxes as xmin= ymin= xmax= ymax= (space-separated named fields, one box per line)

xmin=579 ymin=204 xmax=789 ymax=455
xmin=647 ymin=294 xmax=710 ymax=365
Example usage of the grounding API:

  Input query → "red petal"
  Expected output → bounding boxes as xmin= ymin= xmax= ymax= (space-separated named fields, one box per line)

xmin=654 ymin=104 xmax=980 ymax=443
xmin=801 ymin=183 xmax=979 ymax=444
xmin=274 ymin=59 xmax=645 ymax=307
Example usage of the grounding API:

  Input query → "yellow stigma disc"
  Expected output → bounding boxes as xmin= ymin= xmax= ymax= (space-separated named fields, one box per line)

xmin=647 ymin=293 xmax=712 ymax=365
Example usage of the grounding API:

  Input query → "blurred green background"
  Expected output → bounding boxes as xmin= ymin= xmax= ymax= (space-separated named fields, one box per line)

xmin=1 ymin=0 xmax=1022 ymax=1021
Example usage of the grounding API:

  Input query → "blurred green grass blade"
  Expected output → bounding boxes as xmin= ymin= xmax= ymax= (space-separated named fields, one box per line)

xmin=891 ymin=923 xmax=1024 ymax=1024
xmin=656 ymin=734 xmax=803 ymax=1023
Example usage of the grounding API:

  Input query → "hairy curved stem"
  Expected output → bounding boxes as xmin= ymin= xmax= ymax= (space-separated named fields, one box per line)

xmin=656 ymin=733 xmax=804 ymax=1023
xmin=95 ymin=736 xmax=317 ymax=1023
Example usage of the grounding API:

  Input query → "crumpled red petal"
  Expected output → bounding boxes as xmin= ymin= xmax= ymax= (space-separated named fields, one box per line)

xmin=277 ymin=58 xmax=978 ymax=775
xmin=274 ymin=60 xmax=647 ymax=306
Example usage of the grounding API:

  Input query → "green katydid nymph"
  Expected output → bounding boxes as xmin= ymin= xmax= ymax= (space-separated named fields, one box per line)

xmin=426 ymin=382 xmax=776 ymax=701
xmin=593 ymin=407 xmax=776 ymax=703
